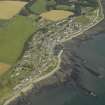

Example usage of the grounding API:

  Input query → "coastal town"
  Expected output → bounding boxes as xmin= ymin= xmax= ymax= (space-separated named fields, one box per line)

xmin=11 ymin=0 xmax=103 ymax=94
xmin=0 ymin=0 xmax=104 ymax=105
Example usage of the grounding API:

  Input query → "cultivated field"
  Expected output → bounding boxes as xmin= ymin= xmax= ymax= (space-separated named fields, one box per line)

xmin=40 ymin=10 xmax=74 ymax=21
xmin=0 ymin=63 xmax=11 ymax=75
xmin=0 ymin=1 xmax=27 ymax=19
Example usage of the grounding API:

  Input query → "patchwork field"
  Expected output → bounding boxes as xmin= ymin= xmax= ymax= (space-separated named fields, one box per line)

xmin=40 ymin=10 xmax=74 ymax=21
xmin=0 ymin=63 xmax=11 ymax=75
xmin=0 ymin=1 xmax=27 ymax=19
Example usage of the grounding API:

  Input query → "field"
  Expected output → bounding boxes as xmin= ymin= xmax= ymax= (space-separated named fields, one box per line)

xmin=0 ymin=1 xmax=27 ymax=19
xmin=75 ymin=15 xmax=90 ymax=25
xmin=0 ymin=16 xmax=37 ymax=64
xmin=0 ymin=63 xmax=11 ymax=75
xmin=30 ymin=0 xmax=46 ymax=14
xmin=40 ymin=10 xmax=74 ymax=21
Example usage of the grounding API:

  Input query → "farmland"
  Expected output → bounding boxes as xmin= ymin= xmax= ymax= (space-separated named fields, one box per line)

xmin=0 ymin=16 xmax=37 ymax=64
xmin=29 ymin=0 xmax=47 ymax=14
xmin=0 ymin=63 xmax=11 ymax=75
xmin=0 ymin=1 xmax=27 ymax=19
xmin=40 ymin=10 xmax=74 ymax=21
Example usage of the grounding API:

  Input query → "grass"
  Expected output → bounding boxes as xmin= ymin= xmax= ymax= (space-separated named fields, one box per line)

xmin=30 ymin=0 xmax=47 ymax=14
xmin=0 ymin=87 xmax=12 ymax=105
xmin=40 ymin=10 xmax=74 ymax=21
xmin=56 ymin=5 xmax=71 ymax=11
xmin=0 ymin=1 xmax=27 ymax=19
xmin=75 ymin=15 xmax=90 ymax=25
xmin=0 ymin=15 xmax=37 ymax=64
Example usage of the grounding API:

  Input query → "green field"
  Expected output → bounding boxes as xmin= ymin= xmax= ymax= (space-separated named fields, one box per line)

xmin=0 ymin=16 xmax=37 ymax=64
xmin=30 ymin=0 xmax=47 ymax=14
xmin=75 ymin=15 xmax=90 ymax=25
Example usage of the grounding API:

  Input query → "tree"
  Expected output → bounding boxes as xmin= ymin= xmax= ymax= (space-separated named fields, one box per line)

xmin=46 ymin=0 xmax=57 ymax=10
xmin=74 ymin=2 xmax=81 ymax=15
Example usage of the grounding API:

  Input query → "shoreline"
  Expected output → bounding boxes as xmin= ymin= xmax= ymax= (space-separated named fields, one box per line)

xmin=3 ymin=0 xmax=104 ymax=105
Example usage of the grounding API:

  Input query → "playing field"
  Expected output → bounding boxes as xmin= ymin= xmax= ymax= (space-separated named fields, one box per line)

xmin=0 ymin=1 xmax=27 ymax=19
xmin=0 ymin=63 xmax=11 ymax=75
xmin=40 ymin=10 xmax=74 ymax=21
